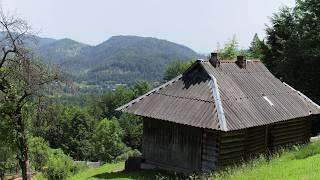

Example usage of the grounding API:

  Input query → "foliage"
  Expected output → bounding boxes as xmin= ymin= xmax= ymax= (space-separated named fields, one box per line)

xmin=28 ymin=137 xmax=50 ymax=171
xmin=31 ymin=102 xmax=96 ymax=161
xmin=164 ymin=60 xmax=194 ymax=81
xmin=87 ymin=80 xmax=151 ymax=120
xmin=115 ymin=149 xmax=142 ymax=162
xmin=217 ymin=35 xmax=240 ymax=59
xmin=92 ymin=118 xmax=127 ymax=162
xmin=30 ymin=80 xmax=151 ymax=162
xmin=28 ymin=137 xmax=86 ymax=180
xmin=89 ymin=86 xmax=136 ymax=120
xmin=61 ymin=108 xmax=96 ymax=160
xmin=43 ymin=149 xmax=75 ymax=180
xmin=133 ymin=80 xmax=152 ymax=96
xmin=248 ymin=33 xmax=264 ymax=59
xmin=0 ymin=145 xmax=17 ymax=179
xmin=118 ymin=113 xmax=143 ymax=150
xmin=0 ymin=11 xmax=61 ymax=179
xmin=262 ymin=0 xmax=320 ymax=103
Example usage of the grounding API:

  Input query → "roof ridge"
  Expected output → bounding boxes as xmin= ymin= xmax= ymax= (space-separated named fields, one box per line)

xmin=199 ymin=62 xmax=227 ymax=131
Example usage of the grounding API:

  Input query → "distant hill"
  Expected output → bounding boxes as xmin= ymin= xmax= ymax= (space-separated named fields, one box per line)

xmin=32 ymin=35 xmax=199 ymax=89
xmin=38 ymin=38 xmax=88 ymax=64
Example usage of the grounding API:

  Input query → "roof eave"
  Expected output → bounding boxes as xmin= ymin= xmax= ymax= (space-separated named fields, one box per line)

xmin=115 ymin=74 xmax=183 ymax=112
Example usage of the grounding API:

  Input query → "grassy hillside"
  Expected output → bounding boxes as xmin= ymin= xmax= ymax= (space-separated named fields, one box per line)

xmin=214 ymin=141 xmax=320 ymax=180
xmin=68 ymin=141 xmax=320 ymax=180
xmin=68 ymin=162 xmax=165 ymax=180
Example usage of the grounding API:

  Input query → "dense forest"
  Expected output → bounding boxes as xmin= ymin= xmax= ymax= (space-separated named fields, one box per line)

xmin=1 ymin=0 xmax=320 ymax=179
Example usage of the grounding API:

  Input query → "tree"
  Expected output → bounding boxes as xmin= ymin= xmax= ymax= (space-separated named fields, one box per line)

xmin=248 ymin=33 xmax=264 ymax=59
xmin=164 ymin=60 xmax=194 ymax=81
xmin=62 ymin=108 xmax=95 ymax=160
xmin=263 ymin=7 xmax=295 ymax=74
xmin=88 ymin=86 xmax=136 ymax=120
xmin=92 ymin=118 xmax=126 ymax=162
xmin=118 ymin=113 xmax=143 ymax=150
xmin=133 ymin=80 xmax=152 ymax=96
xmin=0 ymin=12 xmax=59 ymax=179
xmin=218 ymin=35 xmax=239 ymax=59
xmin=263 ymin=0 xmax=320 ymax=104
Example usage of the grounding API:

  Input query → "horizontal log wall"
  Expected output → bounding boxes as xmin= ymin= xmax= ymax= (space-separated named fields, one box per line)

xmin=201 ymin=129 xmax=218 ymax=173
xmin=216 ymin=118 xmax=311 ymax=168
xmin=270 ymin=118 xmax=311 ymax=150
xmin=143 ymin=118 xmax=202 ymax=173
xmin=217 ymin=129 xmax=247 ymax=168
xmin=141 ymin=118 xmax=311 ymax=173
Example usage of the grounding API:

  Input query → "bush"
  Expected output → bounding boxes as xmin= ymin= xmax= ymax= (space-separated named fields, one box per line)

xmin=29 ymin=136 xmax=83 ymax=180
xmin=0 ymin=146 xmax=17 ymax=179
xmin=44 ymin=149 xmax=75 ymax=180
xmin=115 ymin=149 xmax=142 ymax=162
xmin=29 ymin=137 xmax=50 ymax=171
xmin=92 ymin=118 xmax=127 ymax=162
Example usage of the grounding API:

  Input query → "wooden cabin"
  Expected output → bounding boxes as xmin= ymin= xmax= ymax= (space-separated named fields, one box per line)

xmin=117 ymin=53 xmax=320 ymax=174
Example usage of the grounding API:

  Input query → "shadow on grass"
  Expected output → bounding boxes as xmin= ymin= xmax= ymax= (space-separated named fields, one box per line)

xmin=93 ymin=170 xmax=164 ymax=179
xmin=93 ymin=169 xmax=182 ymax=180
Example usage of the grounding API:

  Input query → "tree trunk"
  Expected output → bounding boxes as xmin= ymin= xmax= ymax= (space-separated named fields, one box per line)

xmin=15 ymin=111 xmax=31 ymax=180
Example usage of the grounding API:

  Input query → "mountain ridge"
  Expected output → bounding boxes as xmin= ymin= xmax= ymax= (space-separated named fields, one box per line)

xmin=32 ymin=35 xmax=200 ymax=89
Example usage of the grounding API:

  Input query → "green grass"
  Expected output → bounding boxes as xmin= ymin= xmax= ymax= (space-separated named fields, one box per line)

xmin=213 ymin=141 xmax=320 ymax=180
xmin=68 ymin=162 xmax=170 ymax=180
xmin=69 ymin=141 xmax=320 ymax=180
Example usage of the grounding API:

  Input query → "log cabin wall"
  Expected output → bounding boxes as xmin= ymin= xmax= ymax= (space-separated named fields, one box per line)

xmin=216 ymin=129 xmax=247 ymax=168
xmin=200 ymin=129 xmax=218 ymax=173
xmin=270 ymin=118 xmax=311 ymax=150
xmin=216 ymin=118 xmax=311 ymax=169
xmin=142 ymin=117 xmax=311 ymax=173
xmin=142 ymin=118 xmax=203 ymax=173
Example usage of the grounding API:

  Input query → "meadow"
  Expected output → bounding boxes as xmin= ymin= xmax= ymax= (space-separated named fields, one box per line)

xmin=64 ymin=141 xmax=320 ymax=180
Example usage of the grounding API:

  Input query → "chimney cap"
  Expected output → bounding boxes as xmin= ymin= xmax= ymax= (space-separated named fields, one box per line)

xmin=209 ymin=52 xmax=220 ymax=68
xmin=237 ymin=55 xmax=245 ymax=61
xmin=236 ymin=55 xmax=246 ymax=68
xmin=211 ymin=52 xmax=218 ymax=57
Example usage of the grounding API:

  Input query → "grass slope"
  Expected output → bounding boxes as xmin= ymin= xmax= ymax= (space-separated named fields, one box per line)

xmin=70 ymin=141 xmax=320 ymax=180
xmin=214 ymin=141 xmax=320 ymax=180
xmin=68 ymin=162 xmax=166 ymax=180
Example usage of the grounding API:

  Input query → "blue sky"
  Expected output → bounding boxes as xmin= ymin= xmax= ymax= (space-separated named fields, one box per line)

xmin=2 ymin=0 xmax=295 ymax=53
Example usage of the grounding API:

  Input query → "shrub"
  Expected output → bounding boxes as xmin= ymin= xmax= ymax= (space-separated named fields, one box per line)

xmin=92 ymin=118 xmax=127 ymax=162
xmin=44 ymin=149 xmax=75 ymax=180
xmin=115 ymin=149 xmax=142 ymax=162
xmin=29 ymin=137 xmax=82 ymax=180
xmin=29 ymin=137 xmax=50 ymax=171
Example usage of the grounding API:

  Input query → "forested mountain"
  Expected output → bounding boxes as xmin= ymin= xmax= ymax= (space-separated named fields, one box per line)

xmin=32 ymin=35 xmax=199 ymax=89
xmin=38 ymin=38 xmax=88 ymax=63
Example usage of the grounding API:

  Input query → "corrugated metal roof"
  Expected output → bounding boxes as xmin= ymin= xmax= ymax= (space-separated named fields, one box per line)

xmin=117 ymin=60 xmax=320 ymax=131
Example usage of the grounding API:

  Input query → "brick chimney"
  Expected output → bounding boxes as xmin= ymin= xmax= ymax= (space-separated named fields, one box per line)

xmin=209 ymin=52 xmax=220 ymax=67
xmin=236 ymin=55 xmax=246 ymax=69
